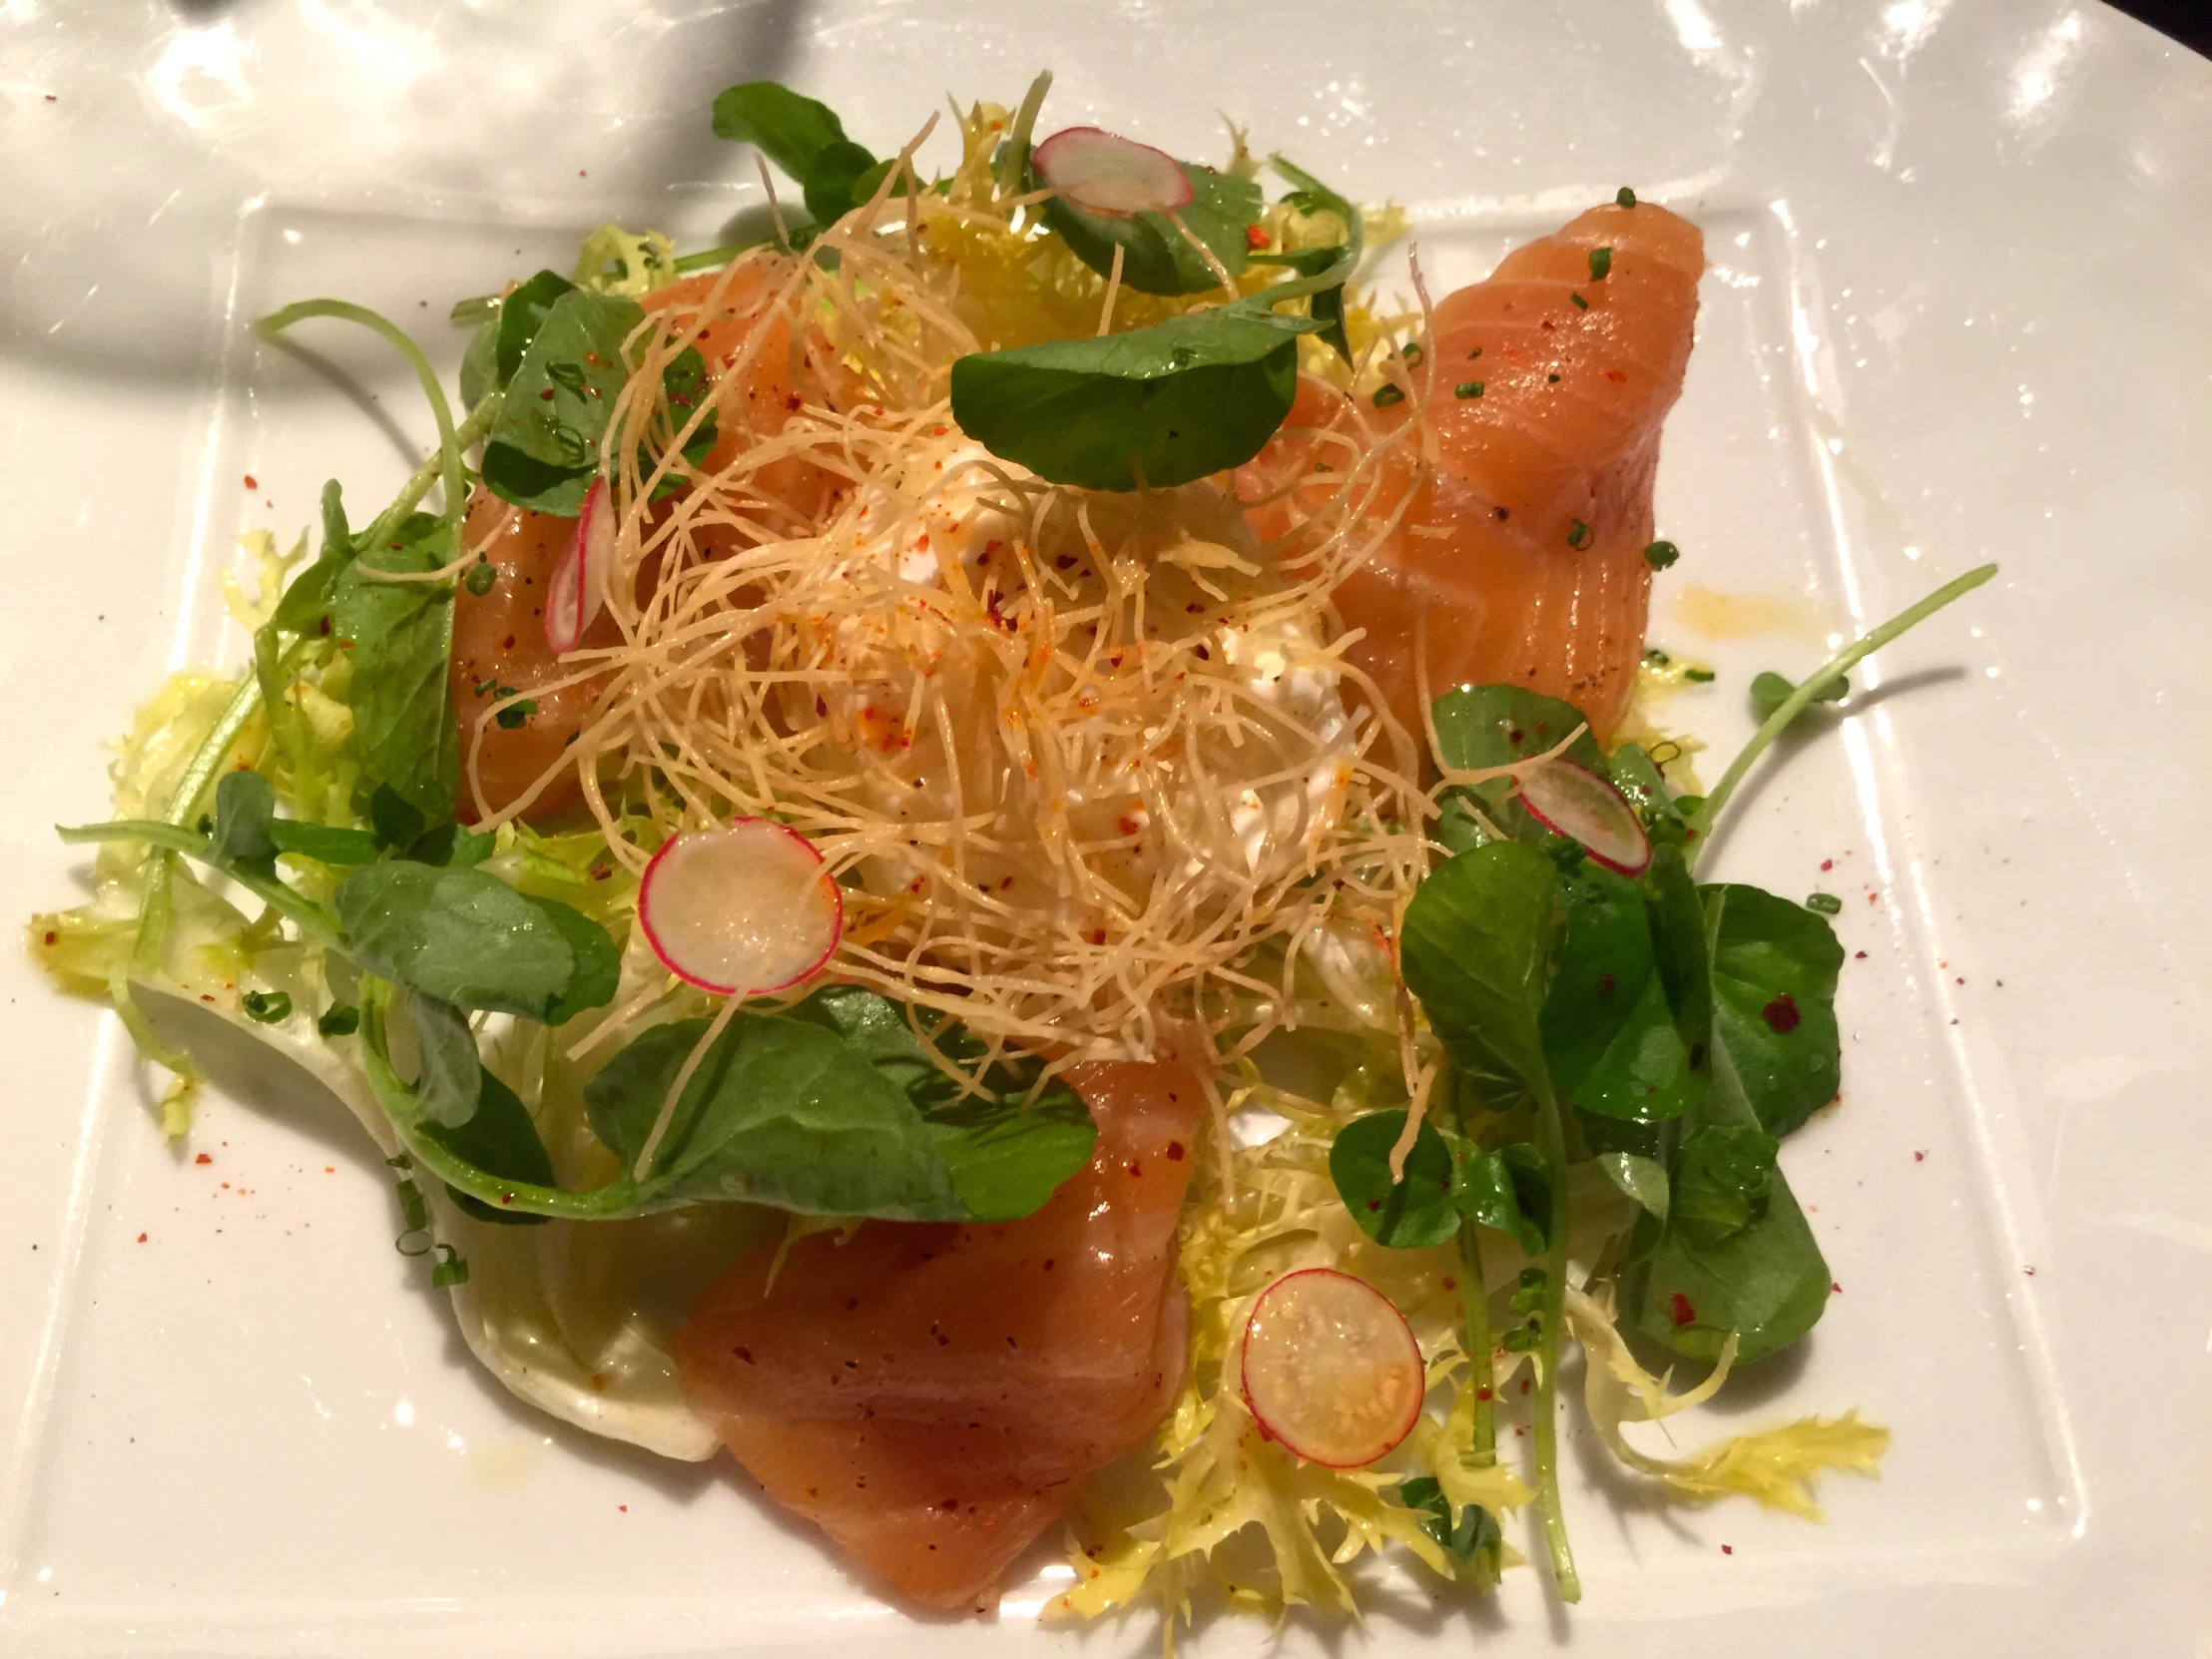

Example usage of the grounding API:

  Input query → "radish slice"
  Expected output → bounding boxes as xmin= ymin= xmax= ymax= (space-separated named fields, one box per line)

xmin=1514 ymin=757 xmax=1652 ymax=876
xmin=1240 ymin=1268 xmax=1424 ymax=1468
xmin=636 ymin=818 xmax=842 ymax=997
xmin=1032 ymin=127 xmax=1194 ymax=219
xmin=544 ymin=476 xmax=616 ymax=655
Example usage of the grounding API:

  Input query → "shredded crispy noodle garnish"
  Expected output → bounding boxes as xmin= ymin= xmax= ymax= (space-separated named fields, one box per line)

xmin=464 ymin=110 xmax=1441 ymax=1089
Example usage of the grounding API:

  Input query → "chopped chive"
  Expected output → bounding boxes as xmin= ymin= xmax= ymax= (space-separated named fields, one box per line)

xmin=1401 ymin=341 xmax=1425 ymax=365
xmin=463 ymin=558 xmax=497 ymax=596
xmin=1372 ymin=383 xmax=1406 ymax=408
xmin=1589 ymin=246 xmax=1613 ymax=281
xmin=242 ymin=990 xmax=291 ymax=1024
xmin=1805 ymin=891 xmax=1844 ymax=916
xmin=1617 ymin=187 xmax=1637 ymax=209
xmin=494 ymin=697 xmax=540 ymax=730
xmin=1569 ymin=292 xmax=1589 ymax=310
xmin=430 ymin=1243 xmax=470 ymax=1290
xmin=1644 ymin=647 xmax=1672 ymax=668
xmin=317 ymin=1003 xmax=361 ymax=1038
xmin=1685 ymin=667 xmax=1716 ymax=684
xmin=1454 ymin=380 xmax=1484 ymax=398
xmin=1643 ymin=539 xmax=1680 ymax=570
xmin=1566 ymin=520 xmax=1592 ymax=550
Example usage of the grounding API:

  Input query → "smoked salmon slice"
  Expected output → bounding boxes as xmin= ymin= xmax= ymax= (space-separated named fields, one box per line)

xmin=671 ymin=1061 xmax=1204 ymax=1611
xmin=1245 ymin=201 xmax=1705 ymax=749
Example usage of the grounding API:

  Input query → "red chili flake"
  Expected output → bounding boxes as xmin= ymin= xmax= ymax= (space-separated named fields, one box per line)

xmin=195 ymin=1153 xmax=213 ymax=1166
xmin=1054 ymin=553 xmax=1078 ymax=569
xmin=243 ymin=474 xmax=259 ymax=489
xmin=1243 ymin=224 xmax=1270 ymax=251
xmin=733 ymin=1346 xmax=755 ymax=1364
xmin=42 ymin=931 xmax=55 ymax=946
xmin=1126 ymin=1161 xmax=1143 ymax=1178
xmin=1855 ymin=949 xmax=1868 ymax=959
xmin=1821 ymin=857 xmax=1834 ymax=870
xmin=618 ymin=1504 xmax=628 ymax=1512
xmin=1604 ymin=369 xmax=1626 ymax=383
xmin=137 ymin=1232 xmax=148 ymax=1243
xmin=1955 ymin=976 xmax=1965 ymax=985
xmin=1520 ymin=1377 xmax=1532 ymax=1395
xmin=539 ymin=387 xmax=555 ymax=400
xmin=1475 ymin=1384 xmax=1493 ymax=1401
xmin=1761 ymin=993 xmax=1801 ymax=1034
xmin=1166 ymin=1141 xmax=1185 ymax=1162
xmin=1669 ymin=1291 xmax=1697 ymax=1327
xmin=2022 ymin=1266 xmax=2036 ymax=1277
xmin=324 ymin=1166 xmax=335 ymax=1174
xmin=1722 ymin=1544 xmax=1734 ymax=1555
xmin=1831 ymin=1282 xmax=1842 ymax=1294
xmin=1915 ymin=1151 xmax=1926 ymax=1162
xmin=1867 ymin=890 xmax=1879 ymax=904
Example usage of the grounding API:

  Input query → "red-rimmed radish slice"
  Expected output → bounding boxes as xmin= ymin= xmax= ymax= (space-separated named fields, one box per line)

xmin=1514 ymin=757 xmax=1652 ymax=876
xmin=1032 ymin=127 xmax=1194 ymax=219
xmin=637 ymin=818 xmax=842 ymax=997
xmin=1240 ymin=1268 xmax=1424 ymax=1468
xmin=544 ymin=476 xmax=616 ymax=655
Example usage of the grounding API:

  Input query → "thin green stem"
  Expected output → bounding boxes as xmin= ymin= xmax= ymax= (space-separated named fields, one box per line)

xmin=1446 ymin=1063 xmax=1498 ymax=1467
xmin=256 ymin=299 xmax=464 ymax=534
xmin=672 ymin=236 xmax=775 ymax=274
xmin=1691 ymin=564 xmax=1997 ymax=870
xmin=59 ymin=820 xmax=345 ymax=950
xmin=358 ymin=976 xmax=632 ymax=1221
xmin=1529 ymin=1080 xmax=1582 ymax=1603
xmin=997 ymin=70 xmax=1053 ymax=199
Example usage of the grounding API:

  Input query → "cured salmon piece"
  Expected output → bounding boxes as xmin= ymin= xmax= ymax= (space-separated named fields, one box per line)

xmin=449 ymin=258 xmax=829 ymax=822
xmin=1245 ymin=202 xmax=1704 ymax=750
xmin=672 ymin=1061 xmax=1204 ymax=1611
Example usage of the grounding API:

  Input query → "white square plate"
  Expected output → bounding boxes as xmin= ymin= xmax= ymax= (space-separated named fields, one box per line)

xmin=3 ymin=3 xmax=2207 ymax=1654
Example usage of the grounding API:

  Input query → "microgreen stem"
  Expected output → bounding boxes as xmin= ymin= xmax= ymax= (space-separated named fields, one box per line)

xmin=1691 ymin=564 xmax=1996 ymax=869
xmin=998 ymin=70 xmax=1053 ymax=200
xmin=673 ymin=235 xmax=775 ymax=274
xmin=59 ymin=820 xmax=345 ymax=950
xmin=1529 ymin=1079 xmax=1582 ymax=1603
xmin=254 ymin=299 xmax=474 ymax=544
xmin=1446 ymin=1064 xmax=1499 ymax=1466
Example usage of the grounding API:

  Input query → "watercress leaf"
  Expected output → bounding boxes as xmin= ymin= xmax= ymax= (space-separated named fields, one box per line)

xmin=1398 ymin=839 xmax=1560 ymax=1108
xmin=1608 ymin=742 xmax=1693 ymax=847
xmin=210 ymin=771 xmax=278 ymax=869
xmin=270 ymin=479 xmax=355 ymax=636
xmin=1429 ymin=685 xmax=1606 ymax=852
xmin=949 ymin=302 xmax=1324 ymax=492
xmin=494 ymin=269 xmax=579 ymax=385
xmin=778 ymin=984 xmax=1095 ymax=1220
xmin=1040 ymin=162 xmax=1263 ymax=297
xmin=1671 ymin=1121 xmax=1778 ymax=1247
xmin=368 ymin=782 xmax=428 ymax=850
xmin=1621 ymin=1039 xmax=1831 ymax=1364
xmin=481 ymin=288 xmax=643 ymax=516
xmin=1702 ymin=883 xmax=1845 ymax=1138
xmin=1329 ymin=1109 xmax=1460 ymax=1249
xmin=1451 ymin=1138 xmax=1548 ymax=1256
xmin=1596 ymin=1149 xmax=1670 ymax=1219
xmin=1539 ymin=861 xmax=1701 ymax=1124
xmin=401 ymin=822 xmax=496 ymax=868
xmin=332 ymin=861 xmax=578 ymax=1021
xmin=331 ymin=517 xmax=459 ymax=821
xmin=458 ymin=316 xmax=500 ymax=410
xmin=519 ymin=892 xmax=621 ymax=1026
xmin=1750 ymin=669 xmax=1848 ymax=723
xmin=710 ymin=81 xmax=854 ymax=186
xmin=1397 ymin=1475 xmax=1501 ymax=1565
xmin=1644 ymin=842 xmax=1715 ymax=1070
xmin=407 ymin=990 xmax=484 ymax=1129
xmin=422 ymin=1065 xmax=554 ymax=1227
xmin=267 ymin=820 xmax=381 ymax=865
xmin=803 ymin=137 xmax=879 ymax=224
xmin=1260 ymin=157 xmax=1366 ymax=358
xmin=583 ymin=1012 xmax=963 ymax=1219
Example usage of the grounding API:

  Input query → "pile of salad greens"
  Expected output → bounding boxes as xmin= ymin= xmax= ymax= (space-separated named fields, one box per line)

xmin=30 ymin=67 xmax=1997 ymax=1623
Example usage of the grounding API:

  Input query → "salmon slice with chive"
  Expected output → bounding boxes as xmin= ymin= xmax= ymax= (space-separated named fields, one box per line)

xmin=1246 ymin=201 xmax=1704 ymax=751
xmin=671 ymin=1061 xmax=1203 ymax=1611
